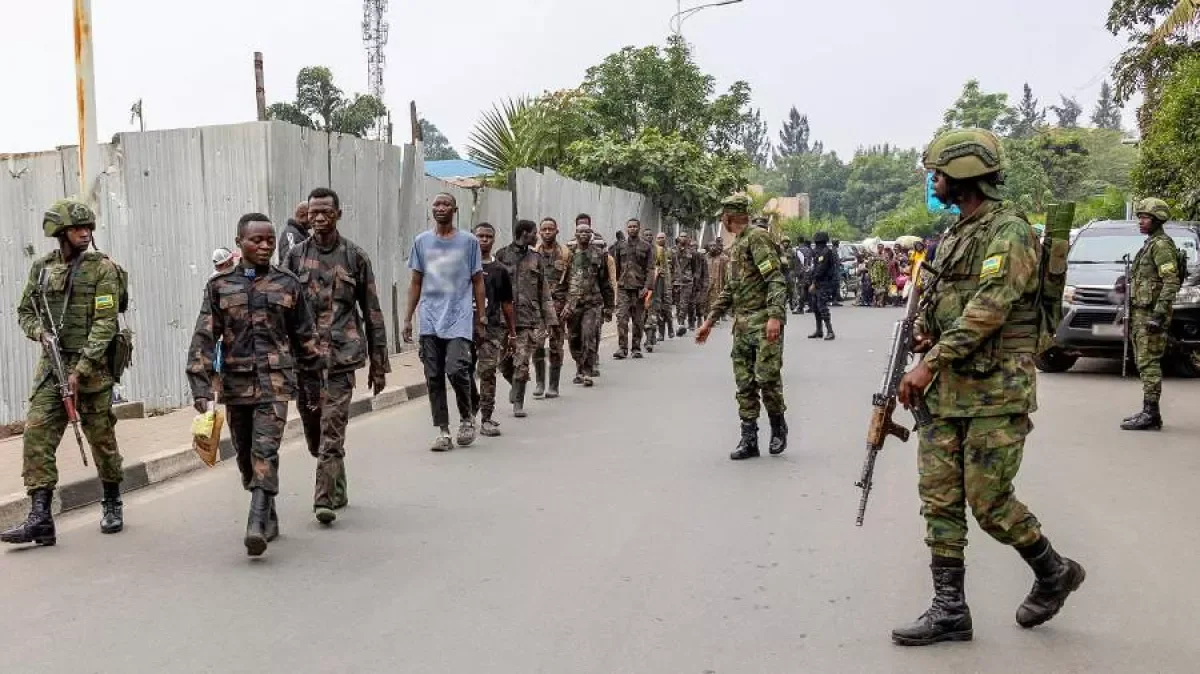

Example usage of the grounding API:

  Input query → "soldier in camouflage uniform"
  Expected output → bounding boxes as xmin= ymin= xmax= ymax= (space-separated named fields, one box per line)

xmin=696 ymin=195 xmax=789 ymax=461
xmin=611 ymin=219 xmax=656 ymax=358
xmin=704 ymin=240 xmax=729 ymax=318
xmin=534 ymin=218 xmax=571 ymax=399
xmin=2 ymin=200 xmax=127 ymax=547
xmin=188 ymin=213 xmax=325 ymax=556
xmin=562 ymin=222 xmax=615 ymax=386
xmin=893 ymin=129 xmax=1085 ymax=646
xmin=672 ymin=232 xmax=701 ymax=337
xmin=640 ymin=231 xmax=662 ymax=352
xmin=497 ymin=219 xmax=557 ymax=417
xmin=654 ymin=232 xmax=676 ymax=340
xmin=472 ymin=223 xmax=515 ymax=437
xmin=283 ymin=188 xmax=390 ymax=525
xmin=691 ymin=239 xmax=710 ymax=329
xmin=1121 ymin=198 xmax=1182 ymax=431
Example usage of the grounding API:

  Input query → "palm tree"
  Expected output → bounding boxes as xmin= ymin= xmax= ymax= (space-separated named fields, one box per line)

xmin=1152 ymin=1 xmax=1200 ymax=44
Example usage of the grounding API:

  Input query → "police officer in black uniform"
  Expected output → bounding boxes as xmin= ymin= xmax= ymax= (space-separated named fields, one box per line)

xmin=807 ymin=231 xmax=836 ymax=341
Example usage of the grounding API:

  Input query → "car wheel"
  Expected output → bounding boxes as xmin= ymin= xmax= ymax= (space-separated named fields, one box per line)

xmin=1034 ymin=347 xmax=1078 ymax=373
xmin=1169 ymin=350 xmax=1200 ymax=378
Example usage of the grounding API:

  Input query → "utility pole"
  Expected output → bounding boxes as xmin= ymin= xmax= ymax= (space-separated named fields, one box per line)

xmin=254 ymin=52 xmax=267 ymax=121
xmin=363 ymin=0 xmax=390 ymax=140
xmin=74 ymin=0 xmax=99 ymax=204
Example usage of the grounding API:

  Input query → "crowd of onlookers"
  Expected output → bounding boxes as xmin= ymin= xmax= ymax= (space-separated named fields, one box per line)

xmin=852 ymin=239 xmax=935 ymax=307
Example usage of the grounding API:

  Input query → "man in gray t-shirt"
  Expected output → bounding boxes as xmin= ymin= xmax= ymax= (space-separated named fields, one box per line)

xmin=403 ymin=193 xmax=485 ymax=452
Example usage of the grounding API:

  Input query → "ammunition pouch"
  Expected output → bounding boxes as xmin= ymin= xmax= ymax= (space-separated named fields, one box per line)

xmin=107 ymin=327 xmax=135 ymax=383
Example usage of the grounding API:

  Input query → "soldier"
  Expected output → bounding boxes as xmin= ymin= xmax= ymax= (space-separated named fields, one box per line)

xmin=188 ymin=213 xmax=324 ymax=556
xmin=654 ymin=232 xmax=676 ymax=340
xmin=283 ymin=187 xmax=390 ymax=525
xmin=778 ymin=235 xmax=796 ymax=313
xmin=691 ymin=239 xmax=710 ymax=329
xmin=533 ymin=217 xmax=571 ymax=399
xmin=611 ymin=218 xmax=656 ymax=359
xmin=2 ymin=200 xmax=128 ymax=547
xmin=893 ymin=128 xmax=1085 ymax=646
xmin=807 ymin=231 xmax=837 ymax=340
xmin=704 ymin=240 xmax=729 ymax=318
xmin=471 ymin=223 xmax=515 ymax=437
xmin=696 ymin=195 xmax=789 ymax=461
xmin=590 ymin=229 xmax=617 ymax=378
xmin=562 ymin=222 xmax=615 ymax=386
xmin=830 ymin=239 xmax=846 ymax=306
xmin=496 ymin=219 xmax=558 ymax=417
xmin=641 ymin=230 xmax=661 ymax=352
xmin=277 ymin=200 xmax=311 ymax=262
xmin=672 ymin=232 xmax=699 ymax=337
xmin=1121 ymin=198 xmax=1182 ymax=431
xmin=795 ymin=237 xmax=814 ymax=314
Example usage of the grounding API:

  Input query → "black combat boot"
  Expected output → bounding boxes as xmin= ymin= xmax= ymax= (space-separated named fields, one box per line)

xmin=1120 ymin=399 xmax=1162 ymax=431
xmin=99 ymin=481 xmax=124 ymax=534
xmin=547 ymin=365 xmax=561 ymax=398
xmin=266 ymin=496 xmax=279 ymax=542
xmin=1015 ymin=537 xmax=1086 ymax=628
xmin=613 ymin=348 xmax=628 ymax=360
xmin=808 ymin=316 xmax=824 ymax=339
xmin=892 ymin=561 xmax=973 ymax=646
xmin=730 ymin=420 xmax=760 ymax=461
xmin=823 ymin=319 xmax=836 ymax=341
xmin=244 ymin=489 xmax=271 ymax=557
xmin=512 ymin=380 xmax=528 ymax=418
xmin=768 ymin=415 xmax=788 ymax=455
xmin=532 ymin=356 xmax=546 ymax=399
xmin=0 ymin=488 xmax=56 ymax=547
xmin=675 ymin=326 xmax=687 ymax=338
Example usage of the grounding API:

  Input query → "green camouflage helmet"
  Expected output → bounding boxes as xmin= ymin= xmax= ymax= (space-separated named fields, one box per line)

xmin=43 ymin=199 xmax=96 ymax=237
xmin=718 ymin=194 xmax=752 ymax=217
xmin=1135 ymin=197 xmax=1170 ymax=223
xmin=922 ymin=128 xmax=1006 ymax=180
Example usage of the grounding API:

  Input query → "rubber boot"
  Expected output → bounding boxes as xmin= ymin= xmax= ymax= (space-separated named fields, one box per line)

xmin=266 ymin=497 xmax=279 ymax=542
xmin=823 ymin=318 xmax=836 ymax=341
xmin=1120 ymin=399 xmax=1162 ymax=431
xmin=730 ymin=420 xmax=760 ymax=461
xmin=244 ymin=489 xmax=270 ymax=557
xmin=808 ymin=315 xmax=824 ymax=339
xmin=532 ymin=356 xmax=546 ymax=399
xmin=892 ymin=561 xmax=973 ymax=646
xmin=1015 ymin=538 xmax=1086 ymax=628
xmin=546 ymin=365 xmax=561 ymax=399
xmin=768 ymin=414 xmax=788 ymax=455
xmin=0 ymin=488 xmax=56 ymax=546
xmin=512 ymin=380 xmax=528 ymax=418
xmin=100 ymin=481 xmax=124 ymax=534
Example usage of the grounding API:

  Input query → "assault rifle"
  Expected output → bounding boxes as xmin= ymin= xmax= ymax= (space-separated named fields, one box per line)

xmin=856 ymin=261 xmax=938 ymax=526
xmin=31 ymin=269 xmax=88 ymax=466
xmin=1121 ymin=253 xmax=1132 ymax=378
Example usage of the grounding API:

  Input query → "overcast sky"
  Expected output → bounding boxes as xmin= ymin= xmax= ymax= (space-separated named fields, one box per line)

xmin=1 ymin=0 xmax=1140 ymax=159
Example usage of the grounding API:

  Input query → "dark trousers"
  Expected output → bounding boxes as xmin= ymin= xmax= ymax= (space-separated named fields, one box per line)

xmin=298 ymin=370 xmax=355 ymax=509
xmin=227 ymin=402 xmax=287 ymax=495
xmin=809 ymin=282 xmax=831 ymax=321
xmin=419 ymin=336 xmax=474 ymax=428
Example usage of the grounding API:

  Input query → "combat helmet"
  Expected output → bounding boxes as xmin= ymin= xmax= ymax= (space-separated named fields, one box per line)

xmin=813 ymin=231 xmax=830 ymax=244
xmin=43 ymin=199 xmax=96 ymax=238
xmin=922 ymin=128 xmax=1006 ymax=199
xmin=1135 ymin=197 xmax=1171 ymax=223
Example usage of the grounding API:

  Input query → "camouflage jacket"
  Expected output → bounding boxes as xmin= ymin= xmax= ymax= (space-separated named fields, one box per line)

xmin=186 ymin=264 xmax=324 ymax=405
xmin=706 ymin=253 xmax=729 ymax=298
xmin=1131 ymin=230 xmax=1181 ymax=316
xmin=694 ymin=247 xmax=710 ymax=293
xmin=536 ymin=241 xmax=572 ymax=307
xmin=612 ymin=237 xmax=656 ymax=291
xmin=706 ymin=226 xmax=787 ymax=329
xmin=920 ymin=200 xmax=1040 ymax=418
xmin=283 ymin=234 xmax=390 ymax=375
xmin=18 ymin=250 xmax=121 ymax=392
xmin=495 ymin=243 xmax=557 ymax=330
xmin=564 ymin=246 xmax=615 ymax=313
xmin=672 ymin=246 xmax=701 ymax=286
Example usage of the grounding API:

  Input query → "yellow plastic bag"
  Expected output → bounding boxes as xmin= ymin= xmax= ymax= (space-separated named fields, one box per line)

xmin=191 ymin=406 xmax=224 ymax=467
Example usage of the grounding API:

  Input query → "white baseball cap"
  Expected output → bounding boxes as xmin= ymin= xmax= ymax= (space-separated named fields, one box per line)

xmin=212 ymin=247 xmax=235 ymax=265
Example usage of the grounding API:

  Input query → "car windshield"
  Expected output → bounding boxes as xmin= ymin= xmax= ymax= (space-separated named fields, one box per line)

xmin=1070 ymin=231 xmax=1198 ymax=264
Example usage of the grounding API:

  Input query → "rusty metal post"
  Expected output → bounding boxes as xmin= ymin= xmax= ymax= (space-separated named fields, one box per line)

xmin=74 ymin=0 xmax=100 ymax=204
xmin=254 ymin=52 xmax=267 ymax=121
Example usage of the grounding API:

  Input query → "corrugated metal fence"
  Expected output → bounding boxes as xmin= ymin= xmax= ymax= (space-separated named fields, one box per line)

xmin=0 ymin=121 xmax=659 ymax=423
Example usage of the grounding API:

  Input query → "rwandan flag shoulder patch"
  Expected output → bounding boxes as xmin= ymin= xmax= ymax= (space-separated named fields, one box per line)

xmin=979 ymin=255 xmax=1004 ymax=279
xmin=95 ymin=295 xmax=115 ymax=311
xmin=1160 ymin=262 xmax=1177 ymax=276
xmin=756 ymin=259 xmax=775 ymax=275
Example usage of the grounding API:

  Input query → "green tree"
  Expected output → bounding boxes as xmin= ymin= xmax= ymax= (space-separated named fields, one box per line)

xmin=420 ymin=118 xmax=460 ymax=160
xmin=841 ymin=146 xmax=922 ymax=231
xmin=1049 ymin=95 xmax=1084 ymax=128
xmin=779 ymin=215 xmax=858 ymax=243
xmin=1091 ymin=81 xmax=1125 ymax=130
xmin=1036 ymin=129 xmax=1092 ymax=201
xmin=1106 ymin=0 xmax=1200 ymax=130
xmin=737 ymin=108 xmax=771 ymax=168
xmin=941 ymin=79 xmax=1016 ymax=134
xmin=871 ymin=184 xmax=947 ymax=239
xmin=267 ymin=66 xmax=387 ymax=137
xmin=465 ymin=90 xmax=591 ymax=178
xmin=1011 ymin=83 xmax=1046 ymax=138
xmin=775 ymin=106 xmax=810 ymax=158
xmin=1001 ymin=138 xmax=1053 ymax=212
xmin=1134 ymin=53 xmax=1200 ymax=215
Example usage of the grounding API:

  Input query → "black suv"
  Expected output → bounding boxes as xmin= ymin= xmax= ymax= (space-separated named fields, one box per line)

xmin=1037 ymin=219 xmax=1200 ymax=376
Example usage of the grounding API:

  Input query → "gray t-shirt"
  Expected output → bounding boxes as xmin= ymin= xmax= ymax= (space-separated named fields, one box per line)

xmin=409 ymin=229 xmax=481 ymax=340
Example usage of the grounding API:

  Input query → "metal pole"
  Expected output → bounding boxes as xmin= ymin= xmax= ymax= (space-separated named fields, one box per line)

xmin=254 ymin=52 xmax=267 ymax=121
xmin=74 ymin=0 xmax=99 ymax=204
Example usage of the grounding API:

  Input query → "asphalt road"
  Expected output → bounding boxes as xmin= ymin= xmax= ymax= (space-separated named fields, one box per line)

xmin=3 ymin=307 xmax=1199 ymax=673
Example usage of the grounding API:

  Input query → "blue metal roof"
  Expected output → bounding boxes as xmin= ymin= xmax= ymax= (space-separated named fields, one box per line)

xmin=425 ymin=159 xmax=490 ymax=179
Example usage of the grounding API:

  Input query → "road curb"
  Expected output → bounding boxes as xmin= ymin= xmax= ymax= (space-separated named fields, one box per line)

xmin=0 ymin=381 xmax=432 ymax=530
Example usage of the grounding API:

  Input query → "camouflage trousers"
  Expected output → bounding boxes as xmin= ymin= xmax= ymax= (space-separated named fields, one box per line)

xmin=674 ymin=283 xmax=695 ymax=328
xmin=298 ymin=370 xmax=355 ymax=509
xmin=730 ymin=321 xmax=786 ymax=420
xmin=568 ymin=305 xmax=602 ymax=373
xmin=474 ymin=325 xmax=507 ymax=418
xmin=500 ymin=327 xmax=542 ymax=383
xmin=1131 ymin=309 xmax=1168 ymax=402
xmin=534 ymin=318 xmax=566 ymax=368
xmin=616 ymin=289 xmax=647 ymax=352
xmin=227 ymin=402 xmax=288 ymax=495
xmin=22 ymin=381 xmax=123 ymax=492
xmin=918 ymin=414 xmax=1043 ymax=560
